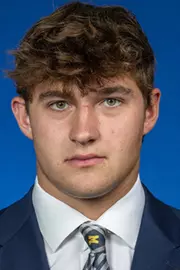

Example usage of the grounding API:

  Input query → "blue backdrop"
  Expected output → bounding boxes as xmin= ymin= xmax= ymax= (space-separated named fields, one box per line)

xmin=0 ymin=0 xmax=180 ymax=209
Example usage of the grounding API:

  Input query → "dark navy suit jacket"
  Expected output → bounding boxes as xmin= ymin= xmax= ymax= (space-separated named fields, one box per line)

xmin=0 ymin=185 xmax=180 ymax=270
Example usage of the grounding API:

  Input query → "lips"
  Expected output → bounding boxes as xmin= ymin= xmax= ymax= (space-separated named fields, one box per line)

xmin=68 ymin=154 xmax=102 ymax=161
xmin=66 ymin=157 xmax=104 ymax=167
xmin=65 ymin=154 xmax=105 ymax=167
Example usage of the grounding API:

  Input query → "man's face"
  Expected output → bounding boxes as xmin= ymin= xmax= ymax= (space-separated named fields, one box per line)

xmin=12 ymin=76 xmax=160 ymax=199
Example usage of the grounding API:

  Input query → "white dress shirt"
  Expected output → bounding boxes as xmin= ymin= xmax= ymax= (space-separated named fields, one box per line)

xmin=32 ymin=174 xmax=145 ymax=270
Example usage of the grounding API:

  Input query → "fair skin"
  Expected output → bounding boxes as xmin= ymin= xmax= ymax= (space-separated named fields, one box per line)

xmin=11 ymin=76 xmax=161 ymax=220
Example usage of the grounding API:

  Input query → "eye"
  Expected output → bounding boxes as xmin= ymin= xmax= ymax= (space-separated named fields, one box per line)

xmin=49 ymin=101 xmax=69 ymax=111
xmin=103 ymin=98 xmax=122 ymax=107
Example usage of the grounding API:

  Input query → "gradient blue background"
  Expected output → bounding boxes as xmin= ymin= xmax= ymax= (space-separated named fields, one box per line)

xmin=0 ymin=0 xmax=179 ymax=209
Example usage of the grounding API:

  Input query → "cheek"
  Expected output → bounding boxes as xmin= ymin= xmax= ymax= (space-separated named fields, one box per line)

xmin=31 ymin=117 xmax=58 ymax=151
xmin=32 ymin=114 xmax=58 ymax=138
xmin=33 ymin=119 xmax=71 ymax=161
xmin=102 ymin=112 xmax=144 ymax=148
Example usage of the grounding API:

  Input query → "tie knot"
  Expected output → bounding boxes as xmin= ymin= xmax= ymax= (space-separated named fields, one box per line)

xmin=79 ymin=222 xmax=106 ymax=252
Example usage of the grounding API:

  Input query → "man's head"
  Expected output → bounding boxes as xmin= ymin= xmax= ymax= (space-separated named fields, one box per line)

xmin=8 ymin=2 xmax=160 ymax=201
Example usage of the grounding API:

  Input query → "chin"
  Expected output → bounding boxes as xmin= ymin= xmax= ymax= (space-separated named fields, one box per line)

xmin=67 ymin=187 xmax=111 ymax=199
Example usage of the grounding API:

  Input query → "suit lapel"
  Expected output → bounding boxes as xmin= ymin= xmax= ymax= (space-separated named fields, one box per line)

xmin=0 ymin=187 xmax=50 ymax=270
xmin=132 ymin=186 xmax=180 ymax=270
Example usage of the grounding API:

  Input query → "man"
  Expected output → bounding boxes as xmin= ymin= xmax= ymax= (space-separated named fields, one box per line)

xmin=0 ymin=1 xmax=180 ymax=269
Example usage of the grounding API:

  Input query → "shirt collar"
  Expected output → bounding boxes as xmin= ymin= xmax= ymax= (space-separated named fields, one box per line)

xmin=96 ymin=175 xmax=145 ymax=249
xmin=32 ymin=174 xmax=144 ymax=252
xmin=32 ymin=178 xmax=88 ymax=252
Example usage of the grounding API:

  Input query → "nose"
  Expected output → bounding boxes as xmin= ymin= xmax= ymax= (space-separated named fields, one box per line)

xmin=69 ymin=105 xmax=100 ymax=146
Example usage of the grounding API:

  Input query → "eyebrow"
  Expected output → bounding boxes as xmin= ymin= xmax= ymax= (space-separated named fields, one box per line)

xmin=38 ymin=90 xmax=74 ymax=102
xmin=38 ymin=85 xmax=134 ymax=102
xmin=90 ymin=85 xmax=133 ymax=96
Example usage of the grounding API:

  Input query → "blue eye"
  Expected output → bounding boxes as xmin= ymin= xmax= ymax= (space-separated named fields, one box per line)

xmin=103 ymin=98 xmax=121 ymax=107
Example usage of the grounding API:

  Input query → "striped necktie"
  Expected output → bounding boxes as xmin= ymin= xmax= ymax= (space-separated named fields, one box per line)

xmin=79 ymin=222 xmax=110 ymax=270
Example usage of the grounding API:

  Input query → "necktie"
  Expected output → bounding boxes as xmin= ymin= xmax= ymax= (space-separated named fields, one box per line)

xmin=79 ymin=222 xmax=110 ymax=270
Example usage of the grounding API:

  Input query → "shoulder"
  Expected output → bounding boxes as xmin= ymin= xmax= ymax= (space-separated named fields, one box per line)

xmin=159 ymin=198 xmax=180 ymax=220
xmin=0 ymin=207 xmax=8 ymax=216
xmin=0 ymin=186 xmax=34 ymax=225
xmin=0 ymin=197 xmax=25 ymax=218
xmin=146 ymin=187 xmax=180 ymax=218
xmin=170 ymin=206 xmax=180 ymax=219
xmin=151 ymin=192 xmax=180 ymax=217
xmin=143 ymin=183 xmax=180 ymax=227
xmin=0 ymin=187 xmax=34 ymax=246
xmin=143 ymin=183 xmax=180 ymax=217
xmin=143 ymin=185 xmax=180 ymax=244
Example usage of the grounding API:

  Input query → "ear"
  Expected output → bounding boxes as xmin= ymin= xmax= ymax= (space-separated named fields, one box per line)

xmin=143 ymin=88 xmax=161 ymax=135
xmin=11 ymin=97 xmax=33 ymax=140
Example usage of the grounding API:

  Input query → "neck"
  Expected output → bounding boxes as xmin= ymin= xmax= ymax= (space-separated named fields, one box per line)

xmin=37 ymin=163 xmax=139 ymax=220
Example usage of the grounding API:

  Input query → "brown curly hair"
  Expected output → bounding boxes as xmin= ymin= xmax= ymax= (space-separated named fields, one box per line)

xmin=7 ymin=1 xmax=155 ymax=114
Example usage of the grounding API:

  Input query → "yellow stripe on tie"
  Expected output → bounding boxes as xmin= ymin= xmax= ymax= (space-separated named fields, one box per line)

xmin=88 ymin=235 xmax=99 ymax=245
